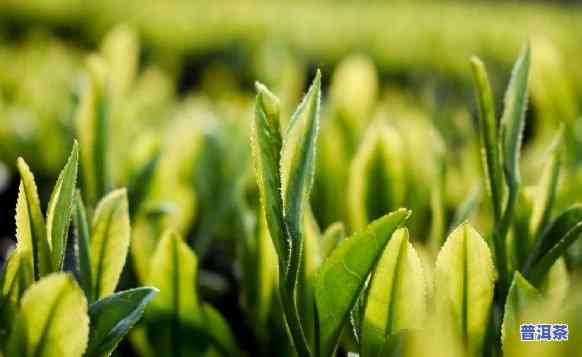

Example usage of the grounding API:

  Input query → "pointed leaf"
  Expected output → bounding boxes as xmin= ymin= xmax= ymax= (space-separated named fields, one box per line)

xmin=527 ymin=205 xmax=582 ymax=285
xmin=73 ymin=191 xmax=92 ymax=300
xmin=348 ymin=123 xmax=405 ymax=231
xmin=361 ymin=228 xmax=426 ymax=357
xmin=7 ymin=273 xmax=89 ymax=357
xmin=250 ymin=82 xmax=286 ymax=266
xmin=146 ymin=231 xmax=204 ymax=356
xmin=434 ymin=224 xmax=496 ymax=356
xmin=315 ymin=209 xmax=410 ymax=357
xmin=202 ymin=304 xmax=238 ymax=357
xmin=500 ymin=45 xmax=531 ymax=188
xmin=90 ymin=189 xmax=130 ymax=302
xmin=76 ymin=56 xmax=111 ymax=207
xmin=470 ymin=57 xmax=503 ymax=220
xmin=127 ymin=151 xmax=161 ymax=218
xmin=86 ymin=287 xmax=158 ymax=357
xmin=280 ymin=71 xmax=321 ymax=263
xmin=528 ymin=130 xmax=562 ymax=239
xmin=16 ymin=158 xmax=51 ymax=279
xmin=46 ymin=141 xmax=79 ymax=271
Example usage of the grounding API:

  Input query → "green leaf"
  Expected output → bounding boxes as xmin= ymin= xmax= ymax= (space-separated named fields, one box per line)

xmin=321 ymin=222 xmax=346 ymax=259
xmin=450 ymin=186 xmax=481 ymax=230
xmin=146 ymin=231 xmax=204 ymax=356
xmin=202 ymin=304 xmax=238 ymax=357
xmin=501 ymin=272 xmax=542 ymax=355
xmin=86 ymin=287 xmax=158 ymax=357
xmin=46 ymin=141 xmax=79 ymax=271
xmin=76 ymin=55 xmax=111 ymax=207
xmin=250 ymin=82 xmax=286 ymax=266
xmin=90 ymin=189 xmax=130 ymax=302
xmin=299 ymin=207 xmax=322 ymax=347
xmin=127 ymin=151 xmax=161 ymax=218
xmin=361 ymin=228 xmax=425 ymax=357
xmin=280 ymin=70 xmax=321 ymax=275
xmin=73 ymin=191 xmax=92 ymax=300
xmin=434 ymin=223 xmax=496 ymax=357
xmin=315 ymin=209 xmax=410 ymax=357
xmin=527 ymin=205 xmax=582 ymax=285
xmin=470 ymin=57 xmax=503 ymax=220
xmin=0 ymin=250 xmax=33 ymax=346
xmin=7 ymin=273 xmax=89 ymax=357
xmin=16 ymin=158 xmax=52 ymax=279
xmin=348 ymin=123 xmax=405 ymax=231
xmin=500 ymin=45 xmax=531 ymax=189
xmin=528 ymin=129 xmax=562 ymax=239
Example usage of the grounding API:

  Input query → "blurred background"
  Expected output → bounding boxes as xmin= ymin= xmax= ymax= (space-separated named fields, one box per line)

xmin=1 ymin=1 xmax=582 ymax=356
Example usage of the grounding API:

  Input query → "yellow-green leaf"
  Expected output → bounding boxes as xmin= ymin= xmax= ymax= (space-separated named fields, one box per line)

xmin=348 ymin=123 xmax=405 ymax=231
xmin=7 ymin=273 xmax=89 ymax=357
xmin=315 ymin=209 xmax=410 ymax=357
xmin=528 ymin=129 xmax=562 ymax=239
xmin=470 ymin=57 xmax=503 ymax=220
xmin=361 ymin=228 xmax=425 ymax=357
xmin=146 ymin=231 xmax=204 ymax=356
xmin=434 ymin=223 xmax=496 ymax=357
xmin=500 ymin=45 xmax=531 ymax=188
xmin=46 ymin=141 xmax=79 ymax=271
xmin=76 ymin=55 xmax=111 ymax=207
xmin=251 ymin=82 xmax=286 ymax=266
xmin=280 ymin=70 xmax=321 ymax=262
xmin=321 ymin=222 xmax=346 ymax=259
xmin=0 ymin=250 xmax=33 ymax=345
xmin=90 ymin=189 xmax=130 ymax=302
xmin=16 ymin=158 xmax=52 ymax=279
xmin=202 ymin=304 xmax=238 ymax=357
xmin=501 ymin=272 xmax=543 ymax=356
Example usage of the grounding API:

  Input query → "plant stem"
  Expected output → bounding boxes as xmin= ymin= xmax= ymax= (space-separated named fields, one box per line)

xmin=494 ymin=185 xmax=517 ymax=290
xmin=279 ymin=280 xmax=312 ymax=357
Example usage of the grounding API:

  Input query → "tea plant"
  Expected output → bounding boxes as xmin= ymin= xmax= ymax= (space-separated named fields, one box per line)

xmin=250 ymin=48 xmax=582 ymax=357
xmin=0 ymin=143 xmax=157 ymax=357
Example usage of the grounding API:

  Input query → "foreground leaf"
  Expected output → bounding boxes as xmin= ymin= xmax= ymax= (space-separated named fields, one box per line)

xmin=251 ymin=82 xmax=286 ymax=266
xmin=46 ymin=141 xmax=79 ymax=271
xmin=16 ymin=158 xmax=52 ymax=279
xmin=361 ymin=228 xmax=425 ymax=357
xmin=315 ymin=209 xmax=410 ymax=357
xmin=90 ymin=189 xmax=130 ymax=302
xmin=434 ymin=223 xmax=496 ymax=357
xmin=86 ymin=287 xmax=158 ymax=357
xmin=7 ymin=273 xmax=89 ymax=357
xmin=280 ymin=70 xmax=321 ymax=273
